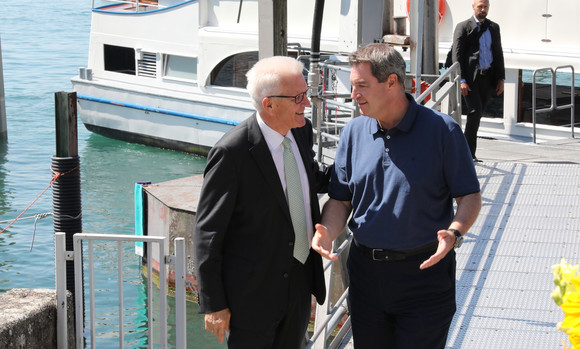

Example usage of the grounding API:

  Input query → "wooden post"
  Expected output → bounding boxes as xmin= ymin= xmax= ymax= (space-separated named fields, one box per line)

xmin=258 ymin=0 xmax=287 ymax=59
xmin=0 ymin=34 xmax=7 ymax=141
xmin=54 ymin=92 xmax=78 ymax=157
xmin=53 ymin=91 xmax=82 ymax=328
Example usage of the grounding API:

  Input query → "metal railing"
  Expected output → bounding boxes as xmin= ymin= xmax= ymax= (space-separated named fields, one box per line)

xmin=309 ymin=60 xmax=463 ymax=164
xmin=306 ymin=230 xmax=353 ymax=349
xmin=415 ymin=62 xmax=463 ymax=124
xmin=92 ymin=0 xmax=164 ymax=12
xmin=532 ymin=65 xmax=576 ymax=143
xmin=55 ymin=232 xmax=187 ymax=349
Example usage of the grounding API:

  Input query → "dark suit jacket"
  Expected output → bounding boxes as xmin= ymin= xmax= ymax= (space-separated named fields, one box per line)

xmin=452 ymin=17 xmax=505 ymax=86
xmin=193 ymin=114 xmax=328 ymax=330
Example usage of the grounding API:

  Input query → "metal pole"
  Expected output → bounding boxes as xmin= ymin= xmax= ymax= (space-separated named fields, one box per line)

xmin=117 ymin=241 xmax=125 ymax=349
xmin=258 ymin=0 xmax=287 ymax=58
xmin=160 ymin=239 xmax=168 ymax=348
xmin=572 ymin=69 xmax=575 ymax=139
xmin=55 ymin=232 xmax=68 ymax=349
xmin=174 ymin=238 xmax=187 ymax=348
xmin=310 ymin=0 xmax=325 ymax=163
xmin=73 ymin=237 xmax=84 ymax=349
xmin=382 ymin=0 xmax=394 ymax=35
xmin=532 ymin=70 xmax=538 ymax=143
xmin=422 ymin=0 xmax=439 ymax=75
xmin=410 ymin=0 xmax=425 ymax=98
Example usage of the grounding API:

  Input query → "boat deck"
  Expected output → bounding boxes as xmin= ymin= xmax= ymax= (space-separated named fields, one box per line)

xmin=339 ymin=137 xmax=580 ymax=348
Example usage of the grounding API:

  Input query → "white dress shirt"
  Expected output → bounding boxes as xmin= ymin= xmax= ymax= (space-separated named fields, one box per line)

xmin=256 ymin=113 xmax=314 ymax=245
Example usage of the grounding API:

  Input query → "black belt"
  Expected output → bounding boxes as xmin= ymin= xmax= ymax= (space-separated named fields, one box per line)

xmin=354 ymin=240 xmax=438 ymax=262
xmin=477 ymin=68 xmax=490 ymax=76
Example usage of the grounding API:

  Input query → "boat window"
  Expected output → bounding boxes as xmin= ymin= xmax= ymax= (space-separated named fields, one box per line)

xmin=104 ymin=44 xmax=135 ymax=75
xmin=164 ymin=55 xmax=197 ymax=81
xmin=211 ymin=52 xmax=259 ymax=88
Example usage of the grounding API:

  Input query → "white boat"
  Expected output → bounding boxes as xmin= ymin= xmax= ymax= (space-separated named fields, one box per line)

xmin=72 ymin=0 xmax=349 ymax=155
xmin=72 ymin=0 xmax=579 ymax=156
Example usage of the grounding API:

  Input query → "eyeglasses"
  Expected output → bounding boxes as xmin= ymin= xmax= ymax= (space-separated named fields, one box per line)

xmin=267 ymin=89 xmax=309 ymax=104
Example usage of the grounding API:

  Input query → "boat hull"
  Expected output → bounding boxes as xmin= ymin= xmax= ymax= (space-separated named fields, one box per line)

xmin=73 ymin=80 xmax=255 ymax=155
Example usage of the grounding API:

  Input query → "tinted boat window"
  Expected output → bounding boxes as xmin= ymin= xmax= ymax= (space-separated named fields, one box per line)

xmin=104 ymin=44 xmax=135 ymax=75
xmin=211 ymin=52 xmax=258 ymax=88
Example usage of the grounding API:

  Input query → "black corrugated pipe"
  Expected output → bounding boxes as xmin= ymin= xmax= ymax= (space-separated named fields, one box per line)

xmin=309 ymin=0 xmax=325 ymax=162
xmin=52 ymin=155 xmax=82 ymax=294
xmin=310 ymin=0 xmax=325 ymax=64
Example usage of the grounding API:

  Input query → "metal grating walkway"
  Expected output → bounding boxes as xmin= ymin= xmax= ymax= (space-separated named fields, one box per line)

xmin=448 ymin=161 xmax=580 ymax=348
xmin=338 ymin=159 xmax=580 ymax=348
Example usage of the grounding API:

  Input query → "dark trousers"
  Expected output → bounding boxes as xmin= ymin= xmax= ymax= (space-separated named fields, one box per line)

xmin=463 ymin=71 xmax=494 ymax=158
xmin=227 ymin=257 xmax=312 ymax=349
xmin=348 ymin=243 xmax=456 ymax=349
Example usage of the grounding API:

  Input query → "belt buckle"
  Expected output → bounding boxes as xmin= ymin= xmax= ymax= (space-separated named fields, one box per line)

xmin=371 ymin=248 xmax=388 ymax=261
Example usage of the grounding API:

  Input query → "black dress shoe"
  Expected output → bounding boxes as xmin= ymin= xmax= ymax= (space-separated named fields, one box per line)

xmin=473 ymin=157 xmax=483 ymax=163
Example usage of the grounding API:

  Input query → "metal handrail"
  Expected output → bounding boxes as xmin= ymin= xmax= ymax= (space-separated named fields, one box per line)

xmin=309 ymin=60 xmax=463 ymax=161
xmin=306 ymin=232 xmax=353 ymax=349
xmin=532 ymin=65 xmax=576 ymax=143
xmin=56 ymin=232 xmax=187 ymax=349
xmin=416 ymin=62 xmax=463 ymax=124
xmin=92 ymin=0 xmax=163 ymax=12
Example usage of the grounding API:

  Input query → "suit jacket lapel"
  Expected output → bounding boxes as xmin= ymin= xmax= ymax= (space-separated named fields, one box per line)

xmin=291 ymin=127 xmax=315 ymax=192
xmin=247 ymin=115 xmax=293 ymax=223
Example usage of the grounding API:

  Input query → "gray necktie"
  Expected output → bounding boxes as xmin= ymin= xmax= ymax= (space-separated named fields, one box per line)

xmin=282 ymin=137 xmax=309 ymax=264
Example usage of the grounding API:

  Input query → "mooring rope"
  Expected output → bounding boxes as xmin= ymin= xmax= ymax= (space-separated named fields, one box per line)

xmin=0 ymin=165 xmax=79 ymax=235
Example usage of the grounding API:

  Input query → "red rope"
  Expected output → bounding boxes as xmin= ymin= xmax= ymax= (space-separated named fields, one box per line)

xmin=0 ymin=165 xmax=79 ymax=235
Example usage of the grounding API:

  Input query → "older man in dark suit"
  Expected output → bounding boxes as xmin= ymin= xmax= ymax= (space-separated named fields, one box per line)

xmin=193 ymin=56 xmax=329 ymax=349
xmin=452 ymin=0 xmax=505 ymax=161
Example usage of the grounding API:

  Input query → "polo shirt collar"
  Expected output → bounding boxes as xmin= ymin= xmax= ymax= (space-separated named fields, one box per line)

xmin=397 ymin=93 xmax=418 ymax=133
xmin=370 ymin=93 xmax=418 ymax=135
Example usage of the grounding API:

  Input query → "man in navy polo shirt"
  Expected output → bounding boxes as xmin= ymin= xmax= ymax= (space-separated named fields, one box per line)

xmin=312 ymin=43 xmax=482 ymax=348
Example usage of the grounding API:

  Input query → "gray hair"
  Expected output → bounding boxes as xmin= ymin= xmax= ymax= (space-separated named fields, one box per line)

xmin=349 ymin=43 xmax=406 ymax=88
xmin=246 ymin=56 xmax=305 ymax=111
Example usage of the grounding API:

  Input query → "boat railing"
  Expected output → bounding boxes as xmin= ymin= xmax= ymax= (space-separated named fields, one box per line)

xmin=532 ymin=65 xmax=576 ymax=143
xmin=92 ymin=0 xmax=163 ymax=12
xmin=306 ymin=227 xmax=353 ymax=349
xmin=55 ymin=232 xmax=187 ymax=349
xmin=309 ymin=60 xmax=463 ymax=164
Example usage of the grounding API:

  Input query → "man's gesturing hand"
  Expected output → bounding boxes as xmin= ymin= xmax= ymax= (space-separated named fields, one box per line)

xmin=312 ymin=223 xmax=338 ymax=261
xmin=419 ymin=229 xmax=455 ymax=270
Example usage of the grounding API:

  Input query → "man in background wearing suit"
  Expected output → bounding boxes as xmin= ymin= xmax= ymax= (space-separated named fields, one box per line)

xmin=193 ymin=56 xmax=329 ymax=349
xmin=452 ymin=0 xmax=505 ymax=161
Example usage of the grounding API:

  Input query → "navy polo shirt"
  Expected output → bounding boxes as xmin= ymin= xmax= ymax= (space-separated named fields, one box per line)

xmin=329 ymin=94 xmax=480 ymax=250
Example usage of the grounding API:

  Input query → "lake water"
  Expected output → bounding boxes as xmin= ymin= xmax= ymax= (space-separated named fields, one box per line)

xmin=0 ymin=1 xmax=224 ymax=347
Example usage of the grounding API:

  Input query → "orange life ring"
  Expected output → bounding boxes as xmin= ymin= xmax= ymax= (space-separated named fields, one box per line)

xmin=411 ymin=78 xmax=431 ymax=101
xmin=406 ymin=0 xmax=446 ymax=24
